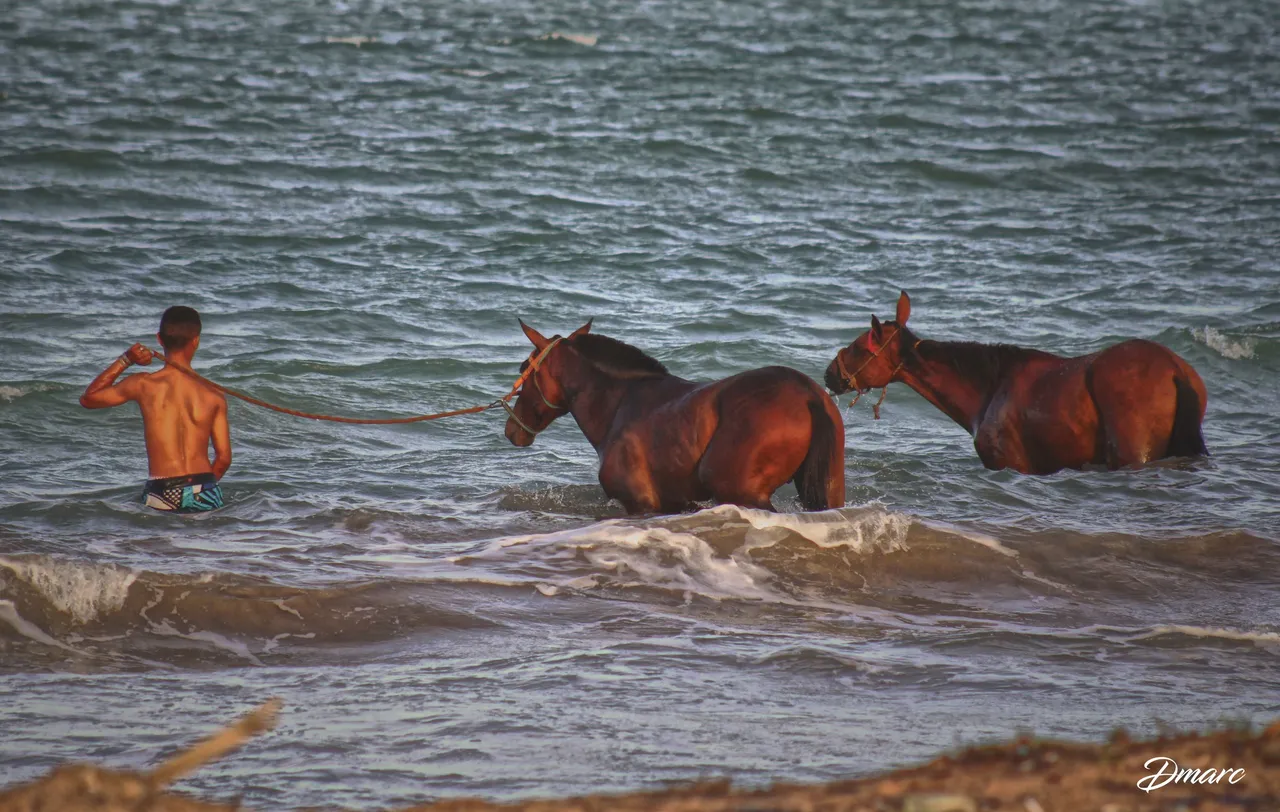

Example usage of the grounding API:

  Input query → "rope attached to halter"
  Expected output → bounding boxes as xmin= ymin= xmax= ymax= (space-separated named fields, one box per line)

xmin=833 ymin=328 xmax=919 ymax=420
xmin=147 ymin=338 xmax=562 ymax=426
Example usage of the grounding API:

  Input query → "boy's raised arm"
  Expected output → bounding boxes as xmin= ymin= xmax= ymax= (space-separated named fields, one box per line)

xmin=81 ymin=343 xmax=153 ymax=409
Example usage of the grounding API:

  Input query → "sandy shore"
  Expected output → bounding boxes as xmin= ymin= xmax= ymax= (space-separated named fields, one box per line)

xmin=2 ymin=702 xmax=1277 ymax=812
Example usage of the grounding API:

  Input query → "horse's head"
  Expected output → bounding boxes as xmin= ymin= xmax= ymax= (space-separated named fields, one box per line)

xmin=504 ymin=318 xmax=592 ymax=447
xmin=825 ymin=290 xmax=912 ymax=395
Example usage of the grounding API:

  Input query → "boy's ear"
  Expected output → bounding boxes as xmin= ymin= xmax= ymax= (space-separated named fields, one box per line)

xmin=519 ymin=319 xmax=550 ymax=352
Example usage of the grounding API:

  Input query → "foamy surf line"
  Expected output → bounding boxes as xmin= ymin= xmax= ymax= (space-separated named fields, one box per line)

xmin=0 ymin=598 xmax=174 ymax=670
xmin=0 ymin=555 xmax=137 ymax=624
xmin=0 ymin=599 xmax=85 ymax=655
xmin=1081 ymin=624 xmax=1280 ymax=652
xmin=1132 ymin=624 xmax=1280 ymax=651
xmin=458 ymin=503 xmax=1024 ymax=607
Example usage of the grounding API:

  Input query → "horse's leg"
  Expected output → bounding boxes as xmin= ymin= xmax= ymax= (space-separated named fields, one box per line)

xmin=599 ymin=439 xmax=663 ymax=515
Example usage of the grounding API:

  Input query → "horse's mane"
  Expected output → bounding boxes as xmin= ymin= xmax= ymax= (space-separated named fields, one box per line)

xmin=905 ymin=327 xmax=1057 ymax=387
xmin=570 ymin=333 xmax=669 ymax=379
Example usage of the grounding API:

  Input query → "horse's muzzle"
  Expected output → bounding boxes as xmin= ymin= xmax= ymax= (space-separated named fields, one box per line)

xmin=504 ymin=421 xmax=535 ymax=447
xmin=824 ymin=361 xmax=851 ymax=395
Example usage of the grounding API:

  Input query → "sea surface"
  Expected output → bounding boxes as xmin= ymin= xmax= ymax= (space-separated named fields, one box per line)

xmin=1 ymin=0 xmax=1278 ymax=806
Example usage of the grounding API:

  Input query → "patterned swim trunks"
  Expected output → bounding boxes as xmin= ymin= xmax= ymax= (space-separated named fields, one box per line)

xmin=143 ymin=472 xmax=224 ymax=513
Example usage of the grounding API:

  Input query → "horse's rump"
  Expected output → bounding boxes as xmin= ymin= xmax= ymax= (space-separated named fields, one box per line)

xmin=1087 ymin=340 xmax=1209 ymax=465
xmin=692 ymin=366 xmax=845 ymax=511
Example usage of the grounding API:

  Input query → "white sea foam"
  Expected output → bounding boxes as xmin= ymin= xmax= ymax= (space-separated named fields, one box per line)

xmin=538 ymin=32 xmax=598 ymax=46
xmin=473 ymin=504 xmax=921 ymax=605
xmin=476 ymin=519 xmax=781 ymax=602
xmin=0 ymin=599 xmax=86 ymax=654
xmin=584 ymin=525 xmax=780 ymax=601
xmin=149 ymin=619 xmax=264 ymax=665
xmin=1192 ymin=326 xmax=1256 ymax=360
xmin=0 ymin=383 xmax=59 ymax=402
xmin=0 ymin=556 xmax=137 ymax=624
xmin=926 ymin=521 xmax=1019 ymax=558
xmin=710 ymin=504 xmax=913 ymax=555
xmin=1133 ymin=624 xmax=1280 ymax=651
xmin=271 ymin=598 xmax=304 ymax=620
xmin=261 ymin=631 xmax=314 ymax=654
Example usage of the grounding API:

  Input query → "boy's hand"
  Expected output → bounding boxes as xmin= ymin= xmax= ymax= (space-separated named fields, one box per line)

xmin=126 ymin=343 xmax=154 ymax=366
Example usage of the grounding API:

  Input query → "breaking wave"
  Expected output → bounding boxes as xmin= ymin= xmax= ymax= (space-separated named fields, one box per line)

xmin=1192 ymin=326 xmax=1256 ymax=359
xmin=0 ymin=554 xmax=497 ymax=667
xmin=463 ymin=504 xmax=1053 ymax=609
xmin=0 ymin=382 xmax=63 ymax=403
xmin=2 ymin=504 xmax=1277 ymax=671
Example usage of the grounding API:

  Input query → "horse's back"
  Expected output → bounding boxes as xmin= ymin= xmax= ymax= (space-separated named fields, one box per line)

xmin=1091 ymin=339 xmax=1206 ymax=408
xmin=719 ymin=364 xmax=827 ymax=391
xmin=599 ymin=365 xmax=842 ymax=511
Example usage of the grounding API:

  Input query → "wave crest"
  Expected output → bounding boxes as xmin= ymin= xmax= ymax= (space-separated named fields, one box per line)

xmin=1192 ymin=326 xmax=1256 ymax=359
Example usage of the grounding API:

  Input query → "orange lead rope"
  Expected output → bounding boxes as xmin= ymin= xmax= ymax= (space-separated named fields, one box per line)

xmin=145 ymin=338 xmax=561 ymax=426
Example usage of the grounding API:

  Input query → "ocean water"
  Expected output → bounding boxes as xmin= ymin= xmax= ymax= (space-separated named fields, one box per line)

xmin=2 ymin=0 xmax=1279 ymax=806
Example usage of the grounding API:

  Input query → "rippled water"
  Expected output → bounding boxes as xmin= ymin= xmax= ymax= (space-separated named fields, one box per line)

xmin=2 ymin=0 xmax=1279 ymax=807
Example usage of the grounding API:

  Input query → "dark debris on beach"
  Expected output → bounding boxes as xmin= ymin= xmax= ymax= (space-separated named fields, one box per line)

xmin=2 ymin=701 xmax=1278 ymax=812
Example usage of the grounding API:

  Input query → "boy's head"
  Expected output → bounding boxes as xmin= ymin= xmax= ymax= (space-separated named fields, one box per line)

xmin=158 ymin=306 xmax=202 ymax=353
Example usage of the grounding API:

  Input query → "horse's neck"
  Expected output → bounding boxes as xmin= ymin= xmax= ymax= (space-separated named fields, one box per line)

xmin=899 ymin=340 xmax=1038 ymax=434
xmin=566 ymin=368 xmax=676 ymax=451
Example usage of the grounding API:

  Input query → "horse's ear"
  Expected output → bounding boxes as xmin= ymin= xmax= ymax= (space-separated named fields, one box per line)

xmin=870 ymin=314 xmax=883 ymax=338
xmin=519 ymin=319 xmax=550 ymax=352
xmin=569 ymin=319 xmax=593 ymax=339
xmin=896 ymin=291 xmax=911 ymax=325
xmin=869 ymin=314 xmax=883 ymax=351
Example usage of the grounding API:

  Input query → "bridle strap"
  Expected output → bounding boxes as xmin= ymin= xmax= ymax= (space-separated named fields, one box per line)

xmin=505 ymin=338 xmax=565 ymax=436
xmin=536 ymin=376 xmax=563 ymax=411
xmin=836 ymin=330 xmax=922 ymax=420
xmin=836 ymin=327 xmax=903 ymax=392
xmin=500 ymin=399 xmax=542 ymax=436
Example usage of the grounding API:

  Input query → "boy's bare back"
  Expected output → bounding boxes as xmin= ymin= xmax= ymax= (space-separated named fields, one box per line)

xmin=81 ymin=306 xmax=232 ymax=511
xmin=118 ymin=362 xmax=229 ymax=479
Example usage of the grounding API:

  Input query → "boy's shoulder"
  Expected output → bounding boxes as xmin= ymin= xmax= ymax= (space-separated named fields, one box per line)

xmin=140 ymin=367 xmax=225 ymax=404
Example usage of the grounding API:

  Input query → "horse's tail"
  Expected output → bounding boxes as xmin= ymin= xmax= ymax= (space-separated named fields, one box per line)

xmin=794 ymin=395 xmax=845 ymax=511
xmin=1168 ymin=374 xmax=1208 ymax=458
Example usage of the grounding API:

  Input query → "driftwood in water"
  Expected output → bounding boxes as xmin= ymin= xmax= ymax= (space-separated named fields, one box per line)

xmin=2 ymin=700 xmax=1279 ymax=811
xmin=0 ymin=699 xmax=279 ymax=812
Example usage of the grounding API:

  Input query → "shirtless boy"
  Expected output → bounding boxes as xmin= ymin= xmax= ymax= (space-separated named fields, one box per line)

xmin=80 ymin=306 xmax=231 ymax=512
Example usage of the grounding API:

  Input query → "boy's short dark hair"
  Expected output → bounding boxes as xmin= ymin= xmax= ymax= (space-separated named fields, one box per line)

xmin=158 ymin=306 xmax=202 ymax=351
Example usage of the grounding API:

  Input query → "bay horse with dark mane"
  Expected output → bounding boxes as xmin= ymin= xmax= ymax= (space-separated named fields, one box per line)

xmin=824 ymin=292 xmax=1208 ymax=474
xmin=504 ymin=320 xmax=844 ymax=514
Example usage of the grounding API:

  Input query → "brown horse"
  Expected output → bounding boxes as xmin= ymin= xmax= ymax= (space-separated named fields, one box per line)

xmin=503 ymin=320 xmax=845 ymax=514
xmin=824 ymin=292 xmax=1208 ymax=474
